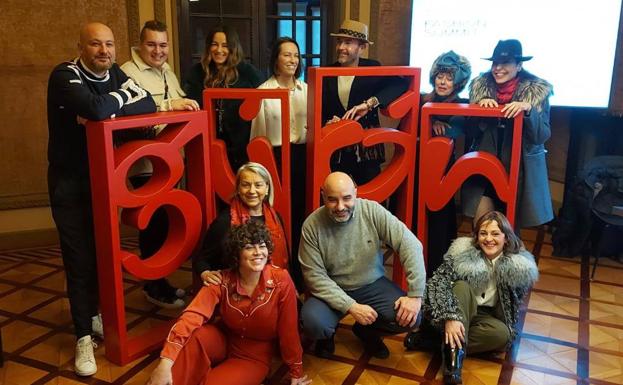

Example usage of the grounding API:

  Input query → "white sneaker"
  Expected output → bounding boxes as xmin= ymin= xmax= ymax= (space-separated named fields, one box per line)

xmin=75 ymin=335 xmax=97 ymax=376
xmin=91 ymin=314 xmax=104 ymax=339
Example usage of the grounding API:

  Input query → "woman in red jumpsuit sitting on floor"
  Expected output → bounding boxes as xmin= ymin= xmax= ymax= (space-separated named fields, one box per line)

xmin=146 ymin=221 xmax=311 ymax=385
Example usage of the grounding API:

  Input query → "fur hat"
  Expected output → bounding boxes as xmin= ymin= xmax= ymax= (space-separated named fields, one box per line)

xmin=483 ymin=39 xmax=533 ymax=62
xmin=429 ymin=50 xmax=472 ymax=94
xmin=330 ymin=19 xmax=373 ymax=45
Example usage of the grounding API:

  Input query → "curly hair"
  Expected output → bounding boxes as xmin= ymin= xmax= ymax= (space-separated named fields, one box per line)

xmin=224 ymin=221 xmax=274 ymax=269
xmin=472 ymin=211 xmax=524 ymax=254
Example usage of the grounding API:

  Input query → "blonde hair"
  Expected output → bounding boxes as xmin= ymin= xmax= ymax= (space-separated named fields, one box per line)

xmin=235 ymin=162 xmax=275 ymax=205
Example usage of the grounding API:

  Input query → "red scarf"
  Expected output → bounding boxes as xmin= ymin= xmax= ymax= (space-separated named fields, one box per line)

xmin=496 ymin=77 xmax=519 ymax=104
xmin=229 ymin=197 xmax=289 ymax=269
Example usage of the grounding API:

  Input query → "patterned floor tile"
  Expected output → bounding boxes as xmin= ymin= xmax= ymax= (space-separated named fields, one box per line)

xmin=0 ymin=262 xmax=57 ymax=284
xmin=522 ymin=313 xmax=579 ymax=344
xmin=356 ymin=369 xmax=421 ymax=384
xmin=1 ymin=320 xmax=52 ymax=353
xmin=533 ymin=275 xmax=580 ymax=297
xmin=1 ymin=360 xmax=48 ymax=384
xmin=509 ymin=367 xmax=575 ymax=385
xmin=527 ymin=292 xmax=580 ymax=318
xmin=515 ymin=339 xmax=577 ymax=375
xmin=590 ymin=282 xmax=623 ymax=303
xmin=537 ymin=258 xmax=581 ymax=278
xmin=590 ymin=301 xmax=623 ymax=326
xmin=589 ymin=324 xmax=623 ymax=352
xmin=0 ymin=288 xmax=55 ymax=314
xmin=589 ymin=350 xmax=623 ymax=382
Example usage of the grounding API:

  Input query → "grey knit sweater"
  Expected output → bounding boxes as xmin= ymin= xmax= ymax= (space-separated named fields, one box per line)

xmin=298 ymin=198 xmax=426 ymax=313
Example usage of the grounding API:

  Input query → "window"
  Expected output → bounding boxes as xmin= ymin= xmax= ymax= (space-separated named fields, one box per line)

xmin=268 ymin=1 xmax=325 ymax=74
xmin=178 ymin=0 xmax=332 ymax=82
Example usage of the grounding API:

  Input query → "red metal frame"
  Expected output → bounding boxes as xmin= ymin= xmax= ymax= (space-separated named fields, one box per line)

xmin=87 ymin=111 xmax=211 ymax=365
xmin=306 ymin=66 xmax=421 ymax=285
xmin=202 ymin=89 xmax=292 ymax=245
xmin=84 ymin=72 xmax=526 ymax=366
xmin=417 ymin=103 xmax=523 ymax=260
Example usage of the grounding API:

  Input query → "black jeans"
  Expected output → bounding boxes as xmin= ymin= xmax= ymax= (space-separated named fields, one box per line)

xmin=48 ymin=167 xmax=99 ymax=338
xmin=129 ymin=175 xmax=170 ymax=293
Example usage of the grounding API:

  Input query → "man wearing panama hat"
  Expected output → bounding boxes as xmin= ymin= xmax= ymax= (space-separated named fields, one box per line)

xmin=322 ymin=19 xmax=408 ymax=185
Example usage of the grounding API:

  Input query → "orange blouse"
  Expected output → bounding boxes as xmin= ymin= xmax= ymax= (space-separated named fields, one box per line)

xmin=161 ymin=264 xmax=303 ymax=379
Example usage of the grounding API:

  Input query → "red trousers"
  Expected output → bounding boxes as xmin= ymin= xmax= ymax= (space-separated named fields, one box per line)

xmin=171 ymin=324 xmax=271 ymax=385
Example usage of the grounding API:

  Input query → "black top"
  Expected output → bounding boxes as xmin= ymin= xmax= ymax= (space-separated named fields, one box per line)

xmin=321 ymin=57 xmax=408 ymax=129
xmin=183 ymin=61 xmax=264 ymax=169
xmin=47 ymin=59 xmax=156 ymax=174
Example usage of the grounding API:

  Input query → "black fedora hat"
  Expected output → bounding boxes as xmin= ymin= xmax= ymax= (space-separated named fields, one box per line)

xmin=483 ymin=39 xmax=533 ymax=62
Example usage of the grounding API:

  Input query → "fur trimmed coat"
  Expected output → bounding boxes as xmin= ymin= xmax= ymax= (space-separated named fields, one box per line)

xmin=423 ymin=237 xmax=538 ymax=346
xmin=463 ymin=70 xmax=554 ymax=227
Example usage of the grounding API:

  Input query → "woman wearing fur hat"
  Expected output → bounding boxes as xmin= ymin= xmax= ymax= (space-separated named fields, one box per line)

xmin=417 ymin=51 xmax=472 ymax=277
xmin=420 ymin=211 xmax=538 ymax=384
xmin=464 ymin=39 xmax=554 ymax=228
xmin=422 ymin=50 xmax=472 ymax=138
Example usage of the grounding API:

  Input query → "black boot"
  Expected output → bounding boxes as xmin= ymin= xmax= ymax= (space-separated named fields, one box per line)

xmin=442 ymin=343 xmax=465 ymax=384
xmin=404 ymin=322 xmax=441 ymax=351
xmin=314 ymin=334 xmax=335 ymax=359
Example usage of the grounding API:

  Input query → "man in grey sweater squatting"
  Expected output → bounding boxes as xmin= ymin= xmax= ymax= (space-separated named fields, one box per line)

xmin=299 ymin=172 xmax=426 ymax=359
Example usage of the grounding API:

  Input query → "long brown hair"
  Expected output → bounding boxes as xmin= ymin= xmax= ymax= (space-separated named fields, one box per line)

xmin=472 ymin=211 xmax=524 ymax=254
xmin=201 ymin=25 xmax=242 ymax=88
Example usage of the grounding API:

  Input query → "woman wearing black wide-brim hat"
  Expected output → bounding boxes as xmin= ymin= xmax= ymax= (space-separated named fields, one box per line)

xmin=462 ymin=39 xmax=554 ymax=230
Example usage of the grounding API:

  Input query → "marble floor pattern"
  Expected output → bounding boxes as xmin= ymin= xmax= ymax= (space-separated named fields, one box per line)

xmin=0 ymin=226 xmax=622 ymax=385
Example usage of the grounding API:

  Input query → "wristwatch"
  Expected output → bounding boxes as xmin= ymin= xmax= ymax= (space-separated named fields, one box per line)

xmin=365 ymin=96 xmax=380 ymax=111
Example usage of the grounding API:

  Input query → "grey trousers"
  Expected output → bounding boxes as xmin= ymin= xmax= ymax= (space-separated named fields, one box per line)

xmin=452 ymin=280 xmax=511 ymax=354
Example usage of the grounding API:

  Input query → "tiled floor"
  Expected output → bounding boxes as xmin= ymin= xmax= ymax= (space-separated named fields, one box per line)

xmin=1 ymin=228 xmax=622 ymax=385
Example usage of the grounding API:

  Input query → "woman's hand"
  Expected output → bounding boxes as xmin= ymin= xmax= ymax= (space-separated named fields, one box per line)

xmin=432 ymin=120 xmax=451 ymax=136
xmin=501 ymin=101 xmax=531 ymax=118
xmin=201 ymin=270 xmax=223 ymax=286
xmin=478 ymin=98 xmax=498 ymax=108
xmin=326 ymin=115 xmax=341 ymax=125
xmin=342 ymin=102 xmax=369 ymax=121
xmin=291 ymin=374 xmax=312 ymax=385
xmin=444 ymin=320 xmax=465 ymax=349
xmin=146 ymin=358 xmax=173 ymax=385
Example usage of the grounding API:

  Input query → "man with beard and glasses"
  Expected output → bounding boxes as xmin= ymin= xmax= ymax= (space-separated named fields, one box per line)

xmin=298 ymin=172 xmax=426 ymax=360
xmin=47 ymin=22 xmax=156 ymax=376
xmin=322 ymin=20 xmax=408 ymax=185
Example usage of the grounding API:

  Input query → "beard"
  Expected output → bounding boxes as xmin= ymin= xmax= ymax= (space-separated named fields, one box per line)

xmin=89 ymin=56 xmax=113 ymax=74
xmin=329 ymin=208 xmax=353 ymax=223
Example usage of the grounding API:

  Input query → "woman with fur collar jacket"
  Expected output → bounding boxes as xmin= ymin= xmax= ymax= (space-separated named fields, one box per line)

xmin=463 ymin=39 xmax=554 ymax=228
xmin=422 ymin=211 xmax=538 ymax=384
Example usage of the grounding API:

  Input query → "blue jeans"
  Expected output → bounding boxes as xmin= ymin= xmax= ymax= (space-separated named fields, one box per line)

xmin=301 ymin=276 xmax=416 ymax=340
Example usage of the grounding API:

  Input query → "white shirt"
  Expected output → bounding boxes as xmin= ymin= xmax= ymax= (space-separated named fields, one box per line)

xmin=476 ymin=254 xmax=501 ymax=307
xmin=120 ymin=48 xmax=186 ymax=176
xmin=250 ymin=76 xmax=308 ymax=145
xmin=338 ymin=75 xmax=355 ymax=110
xmin=121 ymin=47 xmax=186 ymax=111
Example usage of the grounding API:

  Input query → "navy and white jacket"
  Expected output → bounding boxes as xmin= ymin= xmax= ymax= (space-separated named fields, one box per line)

xmin=47 ymin=58 xmax=156 ymax=174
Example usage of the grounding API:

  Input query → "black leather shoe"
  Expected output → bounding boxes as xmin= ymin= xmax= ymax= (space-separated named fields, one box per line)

xmin=404 ymin=328 xmax=441 ymax=351
xmin=442 ymin=343 xmax=465 ymax=384
xmin=314 ymin=335 xmax=335 ymax=359
xmin=352 ymin=323 xmax=390 ymax=359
